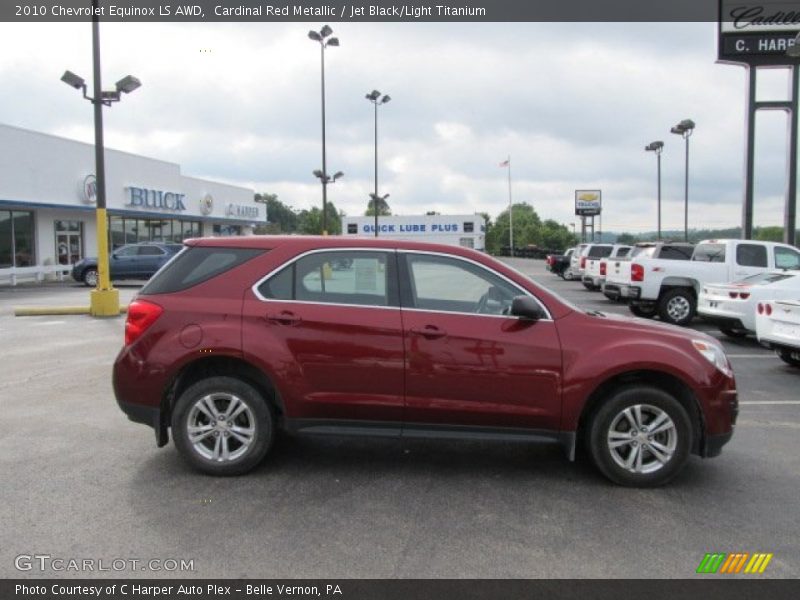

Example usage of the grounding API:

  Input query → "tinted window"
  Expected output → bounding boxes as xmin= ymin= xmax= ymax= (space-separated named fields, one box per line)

xmin=258 ymin=251 xmax=394 ymax=307
xmin=658 ymin=245 xmax=694 ymax=260
xmin=775 ymin=246 xmax=800 ymax=270
xmin=138 ymin=246 xmax=165 ymax=256
xmin=463 ymin=222 xmax=474 ymax=233
xmin=115 ymin=245 xmax=138 ymax=257
xmin=616 ymin=247 xmax=631 ymax=258
xmin=588 ymin=245 xmax=613 ymax=258
xmin=736 ymin=244 xmax=768 ymax=267
xmin=405 ymin=254 xmax=522 ymax=316
xmin=347 ymin=223 xmax=357 ymax=234
xmin=693 ymin=244 xmax=726 ymax=263
xmin=631 ymin=246 xmax=656 ymax=259
xmin=142 ymin=247 xmax=264 ymax=294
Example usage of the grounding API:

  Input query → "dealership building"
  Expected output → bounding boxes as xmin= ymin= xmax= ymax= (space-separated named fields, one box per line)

xmin=0 ymin=123 xmax=261 ymax=276
xmin=342 ymin=214 xmax=485 ymax=250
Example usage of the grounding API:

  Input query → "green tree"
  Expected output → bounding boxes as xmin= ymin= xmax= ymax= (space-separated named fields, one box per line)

xmin=487 ymin=202 xmax=542 ymax=253
xmin=754 ymin=226 xmax=784 ymax=242
xmin=254 ymin=193 xmax=298 ymax=234
xmin=297 ymin=202 xmax=342 ymax=235
xmin=365 ymin=195 xmax=392 ymax=216
xmin=539 ymin=219 xmax=577 ymax=251
xmin=616 ymin=232 xmax=638 ymax=245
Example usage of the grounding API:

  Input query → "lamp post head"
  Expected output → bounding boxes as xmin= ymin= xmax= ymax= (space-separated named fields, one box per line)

xmin=313 ymin=169 xmax=324 ymax=179
xmin=366 ymin=90 xmax=381 ymax=101
xmin=645 ymin=140 xmax=664 ymax=153
xmin=115 ymin=75 xmax=141 ymax=94
xmin=308 ymin=30 xmax=322 ymax=41
xmin=381 ymin=95 xmax=391 ymax=104
xmin=60 ymin=70 xmax=86 ymax=90
xmin=333 ymin=171 xmax=344 ymax=181
xmin=326 ymin=37 xmax=339 ymax=47
xmin=320 ymin=24 xmax=333 ymax=38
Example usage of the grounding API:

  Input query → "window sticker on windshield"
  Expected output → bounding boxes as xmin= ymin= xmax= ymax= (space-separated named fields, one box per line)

xmin=354 ymin=259 xmax=379 ymax=292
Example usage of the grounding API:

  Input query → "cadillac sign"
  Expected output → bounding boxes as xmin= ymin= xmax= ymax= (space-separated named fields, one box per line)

xmin=719 ymin=0 xmax=800 ymax=65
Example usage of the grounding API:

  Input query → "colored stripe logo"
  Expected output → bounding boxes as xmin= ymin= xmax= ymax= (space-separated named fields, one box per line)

xmin=696 ymin=552 xmax=773 ymax=574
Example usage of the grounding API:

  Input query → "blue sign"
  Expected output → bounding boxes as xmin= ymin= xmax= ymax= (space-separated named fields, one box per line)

xmin=361 ymin=223 xmax=460 ymax=234
xmin=127 ymin=186 xmax=187 ymax=211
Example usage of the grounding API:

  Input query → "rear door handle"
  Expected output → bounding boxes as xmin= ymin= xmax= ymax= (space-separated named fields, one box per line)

xmin=409 ymin=325 xmax=447 ymax=339
xmin=266 ymin=311 xmax=301 ymax=326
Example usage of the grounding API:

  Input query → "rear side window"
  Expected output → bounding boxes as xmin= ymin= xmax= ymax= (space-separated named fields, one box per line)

xmin=141 ymin=247 xmax=264 ymax=294
xmin=588 ymin=245 xmax=613 ymax=258
xmin=616 ymin=247 xmax=631 ymax=258
xmin=631 ymin=246 xmax=656 ymax=259
xmin=736 ymin=244 xmax=767 ymax=267
xmin=775 ymin=246 xmax=800 ymax=270
xmin=138 ymin=246 xmax=165 ymax=256
xmin=693 ymin=244 xmax=726 ymax=263
xmin=659 ymin=246 xmax=693 ymax=260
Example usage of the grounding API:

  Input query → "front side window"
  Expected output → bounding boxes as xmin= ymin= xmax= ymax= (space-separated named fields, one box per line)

xmin=137 ymin=246 xmax=165 ymax=256
xmin=258 ymin=250 xmax=395 ymax=307
xmin=115 ymin=245 xmax=139 ymax=257
xmin=736 ymin=244 xmax=768 ymax=268
xmin=404 ymin=254 xmax=522 ymax=316
xmin=775 ymin=246 xmax=800 ymax=270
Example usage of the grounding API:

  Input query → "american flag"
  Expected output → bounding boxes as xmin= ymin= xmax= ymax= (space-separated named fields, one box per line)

xmin=499 ymin=159 xmax=510 ymax=167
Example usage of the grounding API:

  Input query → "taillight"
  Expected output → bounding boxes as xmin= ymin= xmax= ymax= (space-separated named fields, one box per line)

xmin=757 ymin=303 xmax=764 ymax=314
xmin=631 ymin=263 xmax=644 ymax=282
xmin=729 ymin=292 xmax=739 ymax=299
xmin=740 ymin=292 xmax=750 ymax=300
xmin=766 ymin=303 xmax=773 ymax=316
xmin=125 ymin=299 xmax=163 ymax=346
xmin=600 ymin=262 xmax=607 ymax=276
xmin=580 ymin=257 xmax=587 ymax=269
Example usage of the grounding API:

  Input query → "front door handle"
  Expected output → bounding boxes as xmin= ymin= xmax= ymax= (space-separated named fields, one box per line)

xmin=266 ymin=311 xmax=301 ymax=326
xmin=409 ymin=325 xmax=447 ymax=339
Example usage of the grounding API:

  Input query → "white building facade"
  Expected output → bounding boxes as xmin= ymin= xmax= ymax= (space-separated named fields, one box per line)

xmin=0 ymin=123 xmax=261 ymax=275
xmin=342 ymin=214 xmax=485 ymax=250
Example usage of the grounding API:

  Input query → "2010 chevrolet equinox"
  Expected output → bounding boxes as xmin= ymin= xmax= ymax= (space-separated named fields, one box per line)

xmin=113 ymin=236 xmax=737 ymax=486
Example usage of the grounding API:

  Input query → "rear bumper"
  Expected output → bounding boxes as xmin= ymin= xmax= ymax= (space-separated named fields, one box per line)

xmin=605 ymin=283 xmax=641 ymax=300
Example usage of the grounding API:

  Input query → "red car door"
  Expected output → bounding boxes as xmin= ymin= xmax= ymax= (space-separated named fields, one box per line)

xmin=399 ymin=252 xmax=562 ymax=432
xmin=242 ymin=249 xmax=405 ymax=429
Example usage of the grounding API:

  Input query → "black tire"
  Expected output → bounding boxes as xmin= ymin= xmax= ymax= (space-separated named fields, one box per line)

xmin=629 ymin=304 xmax=657 ymax=319
xmin=587 ymin=385 xmax=692 ymax=487
xmin=171 ymin=376 xmax=274 ymax=476
xmin=777 ymin=349 xmax=800 ymax=368
xmin=582 ymin=282 xmax=594 ymax=290
xmin=719 ymin=327 xmax=748 ymax=339
xmin=82 ymin=267 xmax=98 ymax=287
xmin=657 ymin=288 xmax=696 ymax=326
xmin=563 ymin=270 xmax=575 ymax=281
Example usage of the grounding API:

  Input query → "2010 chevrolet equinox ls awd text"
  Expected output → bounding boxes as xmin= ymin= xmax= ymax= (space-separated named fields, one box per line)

xmin=113 ymin=236 xmax=737 ymax=487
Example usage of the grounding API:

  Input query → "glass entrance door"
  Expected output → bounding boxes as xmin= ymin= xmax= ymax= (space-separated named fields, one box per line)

xmin=55 ymin=221 xmax=83 ymax=265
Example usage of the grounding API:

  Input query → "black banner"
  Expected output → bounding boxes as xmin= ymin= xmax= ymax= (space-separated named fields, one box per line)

xmin=3 ymin=580 xmax=800 ymax=600
xmin=3 ymin=0 xmax=722 ymax=23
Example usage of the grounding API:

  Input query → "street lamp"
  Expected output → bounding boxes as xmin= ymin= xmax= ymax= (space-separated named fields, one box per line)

xmin=645 ymin=140 xmax=664 ymax=240
xmin=365 ymin=90 xmax=391 ymax=237
xmin=670 ymin=119 xmax=695 ymax=242
xmin=308 ymin=25 xmax=340 ymax=235
xmin=60 ymin=1 xmax=140 ymax=317
xmin=313 ymin=170 xmax=344 ymax=232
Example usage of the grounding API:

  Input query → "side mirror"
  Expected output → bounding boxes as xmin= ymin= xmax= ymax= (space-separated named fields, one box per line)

xmin=511 ymin=296 xmax=547 ymax=321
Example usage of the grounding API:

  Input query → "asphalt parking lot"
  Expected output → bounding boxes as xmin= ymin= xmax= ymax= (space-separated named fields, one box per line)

xmin=1 ymin=260 xmax=798 ymax=579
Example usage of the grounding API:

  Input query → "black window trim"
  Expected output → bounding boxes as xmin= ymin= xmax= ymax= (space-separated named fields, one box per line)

xmin=252 ymin=248 xmax=401 ymax=310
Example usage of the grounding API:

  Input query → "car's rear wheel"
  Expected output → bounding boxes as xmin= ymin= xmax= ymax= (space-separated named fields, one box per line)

xmin=562 ymin=269 xmax=574 ymax=281
xmin=719 ymin=326 xmax=748 ymax=339
xmin=776 ymin=349 xmax=800 ymax=368
xmin=587 ymin=386 xmax=692 ymax=487
xmin=172 ymin=376 xmax=274 ymax=476
xmin=82 ymin=268 xmax=98 ymax=287
xmin=658 ymin=288 xmax=696 ymax=326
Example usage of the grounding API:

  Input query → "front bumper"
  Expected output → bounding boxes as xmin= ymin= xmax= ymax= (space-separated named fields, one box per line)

xmin=698 ymin=313 xmax=749 ymax=332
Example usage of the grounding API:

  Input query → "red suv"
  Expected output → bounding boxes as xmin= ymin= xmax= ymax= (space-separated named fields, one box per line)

xmin=113 ymin=236 xmax=737 ymax=486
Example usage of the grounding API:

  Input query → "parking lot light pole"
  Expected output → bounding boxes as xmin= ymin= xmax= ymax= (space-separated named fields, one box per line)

xmin=645 ymin=141 xmax=664 ymax=240
xmin=670 ymin=119 xmax=695 ymax=242
xmin=61 ymin=4 xmax=141 ymax=317
xmin=308 ymin=25 xmax=339 ymax=235
xmin=366 ymin=90 xmax=391 ymax=237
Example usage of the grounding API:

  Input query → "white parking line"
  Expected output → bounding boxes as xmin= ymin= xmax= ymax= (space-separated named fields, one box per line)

xmin=739 ymin=401 xmax=800 ymax=405
xmin=31 ymin=320 xmax=67 ymax=326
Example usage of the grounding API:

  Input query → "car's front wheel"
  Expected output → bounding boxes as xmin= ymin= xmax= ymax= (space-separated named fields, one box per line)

xmin=172 ymin=376 xmax=274 ymax=476
xmin=587 ymin=386 xmax=692 ymax=487
xmin=658 ymin=288 xmax=696 ymax=326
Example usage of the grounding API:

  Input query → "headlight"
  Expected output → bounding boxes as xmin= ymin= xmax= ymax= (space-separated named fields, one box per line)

xmin=692 ymin=339 xmax=732 ymax=376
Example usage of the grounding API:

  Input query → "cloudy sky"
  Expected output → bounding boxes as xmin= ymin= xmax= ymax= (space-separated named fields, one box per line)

xmin=0 ymin=20 xmax=794 ymax=233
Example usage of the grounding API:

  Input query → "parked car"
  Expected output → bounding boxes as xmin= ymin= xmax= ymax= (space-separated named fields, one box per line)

xmin=546 ymin=247 xmax=575 ymax=278
xmin=71 ymin=242 xmax=183 ymax=287
xmin=626 ymin=239 xmax=800 ymax=326
xmin=564 ymin=243 xmax=589 ymax=281
xmin=114 ymin=237 xmax=737 ymax=487
xmin=573 ymin=243 xmax=613 ymax=282
xmin=603 ymin=242 xmax=694 ymax=303
xmin=698 ymin=271 xmax=800 ymax=338
xmin=755 ymin=299 xmax=800 ymax=368
xmin=582 ymin=244 xmax=631 ymax=290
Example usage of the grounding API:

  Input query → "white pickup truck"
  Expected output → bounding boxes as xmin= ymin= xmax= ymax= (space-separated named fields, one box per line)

xmin=582 ymin=244 xmax=631 ymax=290
xmin=603 ymin=242 xmax=694 ymax=302
xmin=626 ymin=239 xmax=800 ymax=326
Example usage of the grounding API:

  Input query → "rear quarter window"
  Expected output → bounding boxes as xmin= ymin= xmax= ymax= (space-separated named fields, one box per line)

xmin=141 ymin=246 xmax=264 ymax=294
xmin=658 ymin=246 xmax=694 ymax=260
xmin=693 ymin=244 xmax=726 ymax=263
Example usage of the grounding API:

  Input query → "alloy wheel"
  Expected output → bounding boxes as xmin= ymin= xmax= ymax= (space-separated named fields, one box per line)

xmin=186 ymin=393 xmax=256 ymax=462
xmin=607 ymin=404 xmax=677 ymax=474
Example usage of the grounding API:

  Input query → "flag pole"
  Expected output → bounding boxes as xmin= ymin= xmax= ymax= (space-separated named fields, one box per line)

xmin=507 ymin=155 xmax=513 ymax=257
